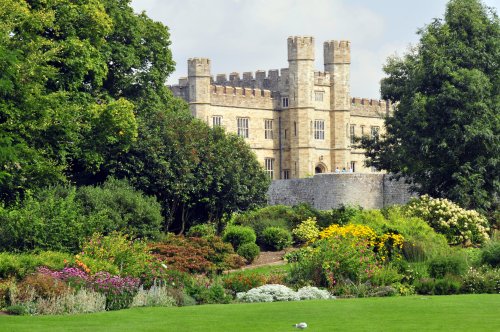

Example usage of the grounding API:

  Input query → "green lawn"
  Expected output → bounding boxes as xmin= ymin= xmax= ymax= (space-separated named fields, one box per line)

xmin=1 ymin=295 xmax=499 ymax=332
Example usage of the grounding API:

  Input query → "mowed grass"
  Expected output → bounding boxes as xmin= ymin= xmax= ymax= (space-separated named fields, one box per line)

xmin=1 ymin=295 xmax=499 ymax=332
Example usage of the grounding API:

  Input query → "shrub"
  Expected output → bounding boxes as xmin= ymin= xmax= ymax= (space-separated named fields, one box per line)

xmin=481 ymin=241 xmax=500 ymax=267
xmin=91 ymin=272 xmax=140 ymax=310
xmin=5 ymin=305 xmax=28 ymax=315
xmin=461 ymin=267 xmax=500 ymax=294
xmin=0 ymin=180 xmax=163 ymax=253
xmin=369 ymin=285 xmax=398 ymax=297
xmin=414 ymin=278 xmax=436 ymax=295
xmin=131 ymin=284 xmax=176 ymax=307
xmin=0 ymin=251 xmax=72 ymax=280
xmin=289 ymin=236 xmax=381 ymax=288
xmin=370 ymin=264 xmax=403 ymax=286
xmin=223 ymin=273 xmax=267 ymax=294
xmin=352 ymin=207 xmax=449 ymax=261
xmin=433 ymin=278 xmax=461 ymax=295
xmin=231 ymin=204 xmax=335 ymax=235
xmin=150 ymin=235 xmax=243 ymax=274
xmin=186 ymin=223 xmax=217 ymax=238
xmin=0 ymin=187 xmax=88 ymax=253
xmin=292 ymin=217 xmax=320 ymax=244
xmin=222 ymin=225 xmax=256 ymax=250
xmin=184 ymin=276 xmax=232 ymax=304
xmin=406 ymin=195 xmax=490 ymax=246
xmin=316 ymin=223 xmax=404 ymax=263
xmin=33 ymin=289 xmax=106 ymax=315
xmin=15 ymin=273 xmax=71 ymax=302
xmin=330 ymin=204 xmax=363 ymax=226
xmin=236 ymin=284 xmax=299 ymax=303
xmin=261 ymin=227 xmax=292 ymax=251
xmin=237 ymin=243 xmax=260 ymax=264
xmin=296 ymin=286 xmax=333 ymax=300
xmin=81 ymin=232 xmax=153 ymax=277
xmin=76 ymin=178 xmax=163 ymax=240
xmin=428 ymin=254 xmax=467 ymax=278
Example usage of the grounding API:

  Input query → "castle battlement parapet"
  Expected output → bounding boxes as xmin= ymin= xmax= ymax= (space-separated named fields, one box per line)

xmin=324 ymin=40 xmax=350 ymax=64
xmin=210 ymin=84 xmax=274 ymax=109
xmin=210 ymin=68 xmax=289 ymax=92
xmin=351 ymin=97 xmax=390 ymax=117
xmin=314 ymin=71 xmax=331 ymax=86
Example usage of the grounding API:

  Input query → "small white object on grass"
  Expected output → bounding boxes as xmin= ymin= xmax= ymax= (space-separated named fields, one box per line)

xmin=293 ymin=322 xmax=308 ymax=329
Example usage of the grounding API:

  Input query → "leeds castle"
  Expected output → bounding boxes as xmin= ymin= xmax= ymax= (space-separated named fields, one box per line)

xmin=170 ymin=36 xmax=390 ymax=180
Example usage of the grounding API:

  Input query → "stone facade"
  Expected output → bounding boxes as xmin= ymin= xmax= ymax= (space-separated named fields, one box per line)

xmin=170 ymin=36 xmax=390 ymax=179
xmin=267 ymin=173 xmax=415 ymax=210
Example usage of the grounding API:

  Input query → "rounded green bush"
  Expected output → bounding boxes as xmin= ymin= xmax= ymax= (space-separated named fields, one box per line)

xmin=222 ymin=225 xmax=256 ymax=250
xmin=481 ymin=241 xmax=500 ymax=267
xmin=261 ymin=227 xmax=292 ymax=251
xmin=186 ymin=224 xmax=217 ymax=238
xmin=428 ymin=255 xmax=467 ymax=278
xmin=237 ymin=243 xmax=261 ymax=263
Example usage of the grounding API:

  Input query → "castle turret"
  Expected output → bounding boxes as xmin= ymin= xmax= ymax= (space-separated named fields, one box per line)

xmin=187 ymin=58 xmax=211 ymax=119
xmin=324 ymin=41 xmax=351 ymax=170
xmin=287 ymin=36 xmax=315 ymax=178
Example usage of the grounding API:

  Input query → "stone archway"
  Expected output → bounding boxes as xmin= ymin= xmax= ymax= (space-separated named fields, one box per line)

xmin=315 ymin=163 xmax=327 ymax=174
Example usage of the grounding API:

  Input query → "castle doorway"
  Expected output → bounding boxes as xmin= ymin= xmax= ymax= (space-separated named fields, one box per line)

xmin=315 ymin=163 xmax=326 ymax=174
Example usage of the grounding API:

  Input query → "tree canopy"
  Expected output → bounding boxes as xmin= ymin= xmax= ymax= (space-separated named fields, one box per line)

xmin=361 ymin=0 xmax=499 ymax=217
xmin=0 ymin=0 xmax=270 ymax=229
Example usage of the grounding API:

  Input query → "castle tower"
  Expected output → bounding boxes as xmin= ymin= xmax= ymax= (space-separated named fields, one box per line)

xmin=324 ymin=41 xmax=351 ymax=170
xmin=187 ymin=58 xmax=211 ymax=119
xmin=287 ymin=36 xmax=315 ymax=178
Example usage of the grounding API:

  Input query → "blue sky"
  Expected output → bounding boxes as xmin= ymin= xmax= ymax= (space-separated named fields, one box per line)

xmin=131 ymin=0 xmax=499 ymax=99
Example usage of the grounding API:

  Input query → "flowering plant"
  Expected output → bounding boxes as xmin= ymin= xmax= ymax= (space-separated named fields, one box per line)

xmin=292 ymin=217 xmax=320 ymax=244
xmin=407 ymin=195 xmax=489 ymax=246
xmin=91 ymin=272 xmax=140 ymax=310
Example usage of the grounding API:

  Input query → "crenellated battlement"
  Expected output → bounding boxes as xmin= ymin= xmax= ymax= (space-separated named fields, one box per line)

xmin=213 ymin=68 xmax=289 ymax=92
xmin=351 ymin=97 xmax=391 ymax=117
xmin=324 ymin=40 xmax=350 ymax=64
xmin=314 ymin=71 xmax=331 ymax=86
xmin=288 ymin=36 xmax=315 ymax=61
xmin=188 ymin=57 xmax=211 ymax=77
xmin=210 ymin=84 xmax=274 ymax=109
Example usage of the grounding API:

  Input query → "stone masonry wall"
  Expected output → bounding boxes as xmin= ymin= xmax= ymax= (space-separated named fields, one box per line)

xmin=268 ymin=173 xmax=415 ymax=210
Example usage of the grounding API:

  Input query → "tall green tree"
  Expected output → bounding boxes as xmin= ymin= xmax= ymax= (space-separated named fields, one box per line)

xmin=109 ymin=108 xmax=270 ymax=233
xmin=361 ymin=0 xmax=499 ymax=216
xmin=0 ymin=0 xmax=177 ymax=199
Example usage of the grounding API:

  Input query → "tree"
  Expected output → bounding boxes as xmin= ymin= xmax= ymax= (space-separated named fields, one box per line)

xmin=108 ymin=108 xmax=270 ymax=233
xmin=0 ymin=0 xmax=177 ymax=199
xmin=361 ymin=0 xmax=499 ymax=217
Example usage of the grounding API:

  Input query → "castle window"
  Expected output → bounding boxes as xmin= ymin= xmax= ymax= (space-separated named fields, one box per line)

xmin=314 ymin=120 xmax=325 ymax=140
xmin=264 ymin=119 xmax=273 ymax=139
xmin=371 ymin=126 xmax=380 ymax=140
xmin=265 ymin=158 xmax=274 ymax=179
xmin=350 ymin=125 xmax=355 ymax=144
xmin=361 ymin=125 xmax=365 ymax=136
xmin=212 ymin=116 xmax=222 ymax=127
xmin=283 ymin=169 xmax=290 ymax=179
xmin=282 ymin=97 xmax=289 ymax=108
xmin=315 ymin=91 xmax=324 ymax=102
xmin=294 ymin=122 xmax=297 ymax=136
xmin=237 ymin=117 xmax=249 ymax=138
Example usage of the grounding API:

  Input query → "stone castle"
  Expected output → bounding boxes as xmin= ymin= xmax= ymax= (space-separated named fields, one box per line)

xmin=170 ymin=36 xmax=390 ymax=179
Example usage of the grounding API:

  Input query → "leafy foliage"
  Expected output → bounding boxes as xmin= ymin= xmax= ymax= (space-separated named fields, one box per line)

xmin=261 ymin=227 xmax=293 ymax=251
xmin=406 ymin=195 xmax=490 ymax=246
xmin=0 ymin=180 xmax=163 ymax=253
xmin=361 ymin=0 xmax=500 ymax=216
xmin=237 ymin=243 xmax=261 ymax=264
xmin=222 ymin=226 xmax=257 ymax=250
